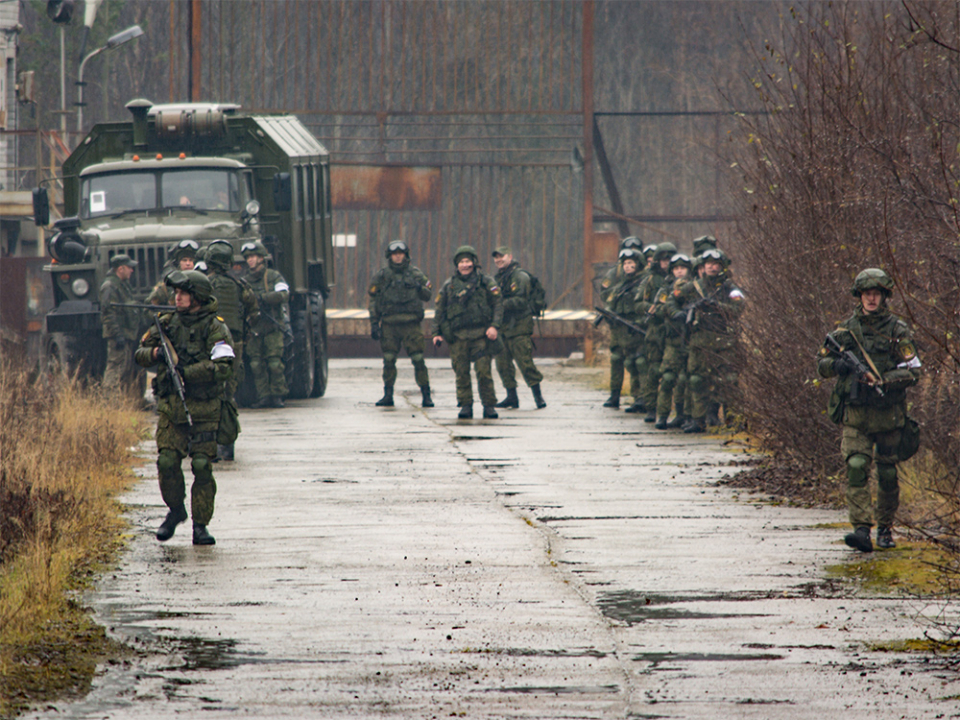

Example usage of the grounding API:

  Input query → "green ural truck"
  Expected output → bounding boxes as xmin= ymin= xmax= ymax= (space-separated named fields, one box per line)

xmin=33 ymin=98 xmax=333 ymax=398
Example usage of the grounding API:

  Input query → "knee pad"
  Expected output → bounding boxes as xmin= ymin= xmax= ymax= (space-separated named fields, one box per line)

xmin=660 ymin=371 xmax=677 ymax=391
xmin=877 ymin=463 xmax=898 ymax=486
xmin=846 ymin=453 xmax=870 ymax=487
xmin=157 ymin=448 xmax=181 ymax=477
xmin=382 ymin=352 xmax=398 ymax=364
xmin=409 ymin=352 xmax=424 ymax=364
xmin=688 ymin=374 xmax=706 ymax=393
xmin=191 ymin=453 xmax=213 ymax=481
xmin=610 ymin=351 xmax=623 ymax=364
xmin=248 ymin=357 xmax=262 ymax=372
xmin=266 ymin=357 xmax=284 ymax=373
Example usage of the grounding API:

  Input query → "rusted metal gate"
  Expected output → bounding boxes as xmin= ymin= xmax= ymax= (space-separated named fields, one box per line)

xmin=167 ymin=0 xmax=587 ymax=309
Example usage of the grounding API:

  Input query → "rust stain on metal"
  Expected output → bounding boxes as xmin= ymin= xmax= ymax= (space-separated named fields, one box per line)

xmin=331 ymin=165 xmax=441 ymax=211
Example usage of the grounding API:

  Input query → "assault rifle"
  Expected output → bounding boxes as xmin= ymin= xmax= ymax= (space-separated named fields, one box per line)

xmin=682 ymin=286 xmax=724 ymax=325
xmin=110 ymin=303 xmax=176 ymax=312
xmin=468 ymin=335 xmax=505 ymax=362
xmin=593 ymin=306 xmax=647 ymax=336
xmin=823 ymin=334 xmax=884 ymax=397
xmin=154 ymin=315 xmax=193 ymax=427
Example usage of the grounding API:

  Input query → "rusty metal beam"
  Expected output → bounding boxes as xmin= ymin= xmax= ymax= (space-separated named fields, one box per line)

xmin=592 ymin=118 xmax=628 ymax=238
xmin=189 ymin=0 xmax=202 ymax=102
xmin=581 ymin=0 xmax=595 ymax=352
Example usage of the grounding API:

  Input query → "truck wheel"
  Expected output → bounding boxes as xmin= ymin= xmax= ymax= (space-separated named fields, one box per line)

xmin=287 ymin=305 xmax=315 ymax=399
xmin=310 ymin=294 xmax=328 ymax=398
xmin=42 ymin=332 xmax=103 ymax=380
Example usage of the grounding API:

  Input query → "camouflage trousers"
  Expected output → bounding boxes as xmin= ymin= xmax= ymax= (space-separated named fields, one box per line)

xmin=247 ymin=330 xmax=287 ymax=400
xmin=226 ymin=339 xmax=245 ymax=400
xmin=103 ymin=339 xmax=141 ymax=392
xmin=656 ymin=341 xmax=688 ymax=418
xmin=841 ymin=423 xmax=902 ymax=528
xmin=495 ymin=333 xmax=543 ymax=389
xmin=686 ymin=335 xmax=739 ymax=420
xmin=449 ymin=336 xmax=497 ymax=407
xmin=609 ymin=337 xmax=643 ymax=401
xmin=380 ymin=321 xmax=429 ymax=388
xmin=155 ymin=411 xmax=218 ymax=525
xmin=641 ymin=332 xmax=665 ymax=409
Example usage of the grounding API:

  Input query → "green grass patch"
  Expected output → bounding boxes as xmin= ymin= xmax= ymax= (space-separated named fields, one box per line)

xmin=827 ymin=541 xmax=953 ymax=595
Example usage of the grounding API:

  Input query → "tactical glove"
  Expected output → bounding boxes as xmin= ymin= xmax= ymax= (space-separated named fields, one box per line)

xmin=371 ymin=325 xmax=381 ymax=341
xmin=833 ymin=357 xmax=855 ymax=376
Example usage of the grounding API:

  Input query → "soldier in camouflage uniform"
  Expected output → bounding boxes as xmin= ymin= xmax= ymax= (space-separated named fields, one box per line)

xmin=147 ymin=239 xmax=199 ymax=306
xmin=492 ymin=246 xmax=546 ymax=410
xmin=368 ymin=240 xmax=434 ymax=408
xmin=666 ymin=248 xmax=745 ymax=434
xmin=242 ymin=241 xmax=290 ymax=408
xmin=100 ymin=254 xmax=142 ymax=390
xmin=817 ymin=268 xmax=921 ymax=553
xmin=432 ymin=245 xmax=504 ymax=419
xmin=654 ymin=253 xmax=693 ymax=429
xmin=597 ymin=236 xmax=644 ymax=305
xmin=635 ymin=242 xmax=677 ymax=418
xmin=135 ymin=270 xmax=235 ymax=546
xmin=205 ymin=240 xmax=259 ymax=460
xmin=601 ymin=248 xmax=646 ymax=409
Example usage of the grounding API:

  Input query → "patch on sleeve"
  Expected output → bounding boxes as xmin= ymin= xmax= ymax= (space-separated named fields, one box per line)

xmin=211 ymin=341 xmax=235 ymax=361
xmin=601 ymin=279 xmax=611 ymax=289
xmin=425 ymin=280 xmax=432 ymax=290
xmin=729 ymin=289 xmax=745 ymax=301
xmin=217 ymin=316 xmax=225 ymax=322
xmin=141 ymin=330 xmax=151 ymax=343
xmin=896 ymin=339 xmax=921 ymax=368
xmin=369 ymin=284 xmax=377 ymax=295
xmin=490 ymin=285 xmax=501 ymax=296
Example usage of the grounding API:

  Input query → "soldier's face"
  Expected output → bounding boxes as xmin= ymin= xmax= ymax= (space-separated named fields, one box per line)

xmin=457 ymin=258 xmax=475 ymax=276
xmin=390 ymin=250 xmax=406 ymax=264
xmin=493 ymin=253 xmax=511 ymax=270
xmin=673 ymin=266 xmax=689 ymax=279
xmin=178 ymin=257 xmax=195 ymax=271
xmin=246 ymin=254 xmax=263 ymax=271
xmin=116 ymin=265 xmax=134 ymax=281
xmin=659 ymin=258 xmax=670 ymax=271
xmin=622 ymin=259 xmax=638 ymax=274
xmin=860 ymin=289 xmax=883 ymax=313
xmin=704 ymin=260 xmax=722 ymax=276
xmin=175 ymin=288 xmax=196 ymax=311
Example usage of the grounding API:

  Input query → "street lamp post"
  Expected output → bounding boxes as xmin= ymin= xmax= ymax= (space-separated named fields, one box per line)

xmin=76 ymin=24 xmax=143 ymax=134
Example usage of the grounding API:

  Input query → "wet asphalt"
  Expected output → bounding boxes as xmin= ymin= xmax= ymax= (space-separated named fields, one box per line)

xmin=26 ymin=359 xmax=960 ymax=719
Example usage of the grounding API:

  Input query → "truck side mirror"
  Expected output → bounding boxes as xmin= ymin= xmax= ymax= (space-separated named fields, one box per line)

xmin=273 ymin=173 xmax=291 ymax=212
xmin=33 ymin=187 xmax=50 ymax=226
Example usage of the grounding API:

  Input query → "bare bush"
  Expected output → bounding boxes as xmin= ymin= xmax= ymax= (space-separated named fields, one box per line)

xmin=726 ymin=2 xmax=959 ymax=511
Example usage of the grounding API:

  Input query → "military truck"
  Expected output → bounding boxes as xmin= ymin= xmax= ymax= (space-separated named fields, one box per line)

xmin=33 ymin=99 xmax=333 ymax=398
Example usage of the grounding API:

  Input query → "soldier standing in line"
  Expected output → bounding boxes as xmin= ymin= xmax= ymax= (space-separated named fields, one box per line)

xmin=100 ymin=254 xmax=142 ymax=390
xmin=431 ymin=245 xmax=504 ymax=419
xmin=135 ymin=270 xmax=235 ymax=546
xmin=205 ymin=240 xmax=259 ymax=460
xmin=667 ymin=248 xmax=745 ymax=434
xmin=601 ymin=247 xmax=646 ymax=410
xmin=598 ymin=236 xmax=644 ymax=305
xmin=242 ymin=241 xmax=290 ymax=409
xmin=817 ymin=268 xmax=921 ymax=553
xmin=635 ymin=242 xmax=677 ymax=419
xmin=653 ymin=253 xmax=693 ymax=429
xmin=368 ymin=240 xmax=434 ymax=408
xmin=147 ymin=240 xmax=199 ymax=306
xmin=491 ymin=246 xmax=546 ymax=410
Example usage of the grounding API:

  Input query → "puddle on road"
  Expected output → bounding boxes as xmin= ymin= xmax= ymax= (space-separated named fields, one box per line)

xmin=462 ymin=647 xmax=609 ymax=659
xmin=597 ymin=589 xmax=775 ymax=625
xmin=451 ymin=435 xmax=507 ymax=441
xmin=487 ymin=684 xmax=620 ymax=695
xmin=632 ymin=651 xmax=784 ymax=666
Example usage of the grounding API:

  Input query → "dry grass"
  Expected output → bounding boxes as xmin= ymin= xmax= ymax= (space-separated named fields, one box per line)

xmin=0 ymin=359 xmax=148 ymax=716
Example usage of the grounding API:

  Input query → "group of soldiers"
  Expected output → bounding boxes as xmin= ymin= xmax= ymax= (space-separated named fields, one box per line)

xmin=597 ymin=234 xmax=744 ymax=434
xmin=368 ymin=242 xmax=546 ymax=419
xmin=98 ymin=239 xmax=293 ymax=545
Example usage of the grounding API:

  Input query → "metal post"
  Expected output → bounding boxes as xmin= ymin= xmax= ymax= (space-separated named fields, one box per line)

xmin=581 ymin=0 xmax=595 ymax=359
xmin=60 ymin=26 xmax=66 ymax=137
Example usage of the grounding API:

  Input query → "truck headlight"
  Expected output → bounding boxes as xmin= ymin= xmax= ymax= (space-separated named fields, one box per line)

xmin=71 ymin=278 xmax=90 ymax=297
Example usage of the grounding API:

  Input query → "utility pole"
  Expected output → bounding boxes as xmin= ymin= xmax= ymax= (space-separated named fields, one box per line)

xmin=581 ymin=0 xmax=595 ymax=359
xmin=188 ymin=0 xmax=202 ymax=101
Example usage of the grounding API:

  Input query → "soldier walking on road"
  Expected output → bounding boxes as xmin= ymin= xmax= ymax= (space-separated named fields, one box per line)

xmin=242 ymin=241 xmax=290 ymax=409
xmin=432 ymin=245 xmax=503 ymax=419
xmin=205 ymin=240 xmax=259 ymax=460
xmin=817 ymin=268 xmax=921 ymax=553
xmin=368 ymin=240 xmax=434 ymax=408
xmin=100 ymin=254 xmax=142 ymax=390
xmin=492 ymin=247 xmax=546 ymax=410
xmin=135 ymin=270 xmax=235 ymax=546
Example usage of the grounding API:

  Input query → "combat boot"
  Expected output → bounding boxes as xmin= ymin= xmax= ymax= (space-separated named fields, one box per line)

xmin=252 ymin=396 xmax=270 ymax=409
xmin=706 ymin=403 xmax=721 ymax=427
xmin=876 ymin=526 xmax=896 ymax=549
xmin=269 ymin=396 xmax=285 ymax=409
xmin=602 ymin=394 xmax=620 ymax=409
xmin=683 ymin=417 xmax=706 ymax=434
xmin=644 ymin=410 xmax=657 ymax=423
xmin=192 ymin=523 xmax=216 ymax=546
xmin=531 ymin=384 xmax=546 ymax=409
xmin=495 ymin=388 xmax=519 ymax=408
xmin=421 ymin=386 xmax=434 ymax=408
xmin=217 ymin=444 xmax=235 ymax=462
xmin=156 ymin=505 xmax=188 ymax=542
xmin=654 ymin=416 xmax=669 ymax=430
xmin=458 ymin=405 xmax=473 ymax=419
xmin=623 ymin=400 xmax=645 ymax=413
xmin=376 ymin=386 xmax=395 ymax=407
xmin=482 ymin=406 xmax=499 ymax=419
xmin=665 ymin=414 xmax=688 ymax=429
xmin=844 ymin=526 xmax=873 ymax=553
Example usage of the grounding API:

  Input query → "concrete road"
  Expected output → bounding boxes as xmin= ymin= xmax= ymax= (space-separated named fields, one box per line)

xmin=28 ymin=359 xmax=959 ymax=719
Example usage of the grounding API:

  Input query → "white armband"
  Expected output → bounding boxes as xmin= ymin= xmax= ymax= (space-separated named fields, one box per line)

xmin=211 ymin=341 xmax=236 ymax=360
xmin=274 ymin=282 xmax=290 ymax=293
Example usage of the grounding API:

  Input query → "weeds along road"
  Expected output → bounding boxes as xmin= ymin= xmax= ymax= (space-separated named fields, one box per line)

xmin=28 ymin=359 xmax=959 ymax=719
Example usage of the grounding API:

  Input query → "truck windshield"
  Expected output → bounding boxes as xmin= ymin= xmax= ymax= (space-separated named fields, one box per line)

xmin=80 ymin=168 xmax=242 ymax=217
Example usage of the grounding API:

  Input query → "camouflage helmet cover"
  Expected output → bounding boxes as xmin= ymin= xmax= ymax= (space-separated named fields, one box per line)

xmin=692 ymin=235 xmax=718 ymax=256
xmin=170 ymin=238 xmax=200 ymax=261
xmin=453 ymin=245 xmax=479 ymax=265
xmin=241 ymin=240 xmax=269 ymax=258
xmin=669 ymin=253 xmax=692 ymax=270
xmin=653 ymin=242 xmax=678 ymax=261
xmin=642 ymin=244 xmax=658 ymax=258
xmin=619 ymin=248 xmax=643 ymax=265
xmin=206 ymin=240 xmax=235 ymax=268
xmin=620 ymin=236 xmax=643 ymax=251
xmin=851 ymin=268 xmax=894 ymax=297
xmin=700 ymin=248 xmax=729 ymax=268
xmin=166 ymin=269 xmax=213 ymax=303
xmin=386 ymin=240 xmax=410 ymax=258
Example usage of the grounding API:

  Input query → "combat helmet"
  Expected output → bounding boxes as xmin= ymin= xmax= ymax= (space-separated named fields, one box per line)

xmin=170 ymin=239 xmax=200 ymax=262
xmin=166 ymin=269 xmax=213 ymax=303
xmin=241 ymin=240 xmax=269 ymax=258
xmin=642 ymin=244 xmax=658 ymax=260
xmin=619 ymin=248 xmax=643 ymax=266
xmin=692 ymin=235 xmax=718 ymax=256
xmin=453 ymin=245 xmax=479 ymax=265
xmin=206 ymin=240 xmax=235 ymax=270
xmin=620 ymin=236 xmax=643 ymax=251
xmin=700 ymin=248 xmax=730 ymax=269
xmin=851 ymin=268 xmax=894 ymax=297
xmin=669 ymin=253 xmax=692 ymax=271
xmin=653 ymin=242 xmax=678 ymax=261
xmin=385 ymin=240 xmax=410 ymax=259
